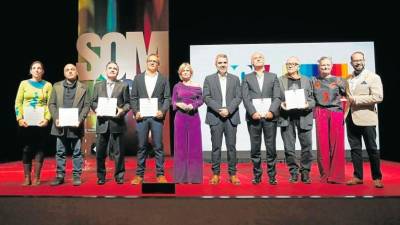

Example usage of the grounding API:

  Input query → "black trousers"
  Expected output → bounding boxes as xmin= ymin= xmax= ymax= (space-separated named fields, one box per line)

xmin=96 ymin=130 xmax=125 ymax=180
xmin=346 ymin=115 xmax=382 ymax=180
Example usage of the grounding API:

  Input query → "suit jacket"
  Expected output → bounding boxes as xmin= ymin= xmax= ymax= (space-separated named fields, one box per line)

xmin=203 ymin=73 xmax=242 ymax=126
xmin=345 ymin=69 xmax=383 ymax=126
xmin=277 ymin=74 xmax=315 ymax=130
xmin=130 ymin=72 xmax=171 ymax=119
xmin=49 ymin=80 xmax=90 ymax=137
xmin=242 ymin=71 xmax=281 ymax=121
xmin=91 ymin=80 xmax=130 ymax=134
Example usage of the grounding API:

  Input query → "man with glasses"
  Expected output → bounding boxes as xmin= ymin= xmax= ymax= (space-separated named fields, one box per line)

xmin=278 ymin=56 xmax=315 ymax=184
xmin=346 ymin=51 xmax=384 ymax=188
xmin=130 ymin=53 xmax=171 ymax=184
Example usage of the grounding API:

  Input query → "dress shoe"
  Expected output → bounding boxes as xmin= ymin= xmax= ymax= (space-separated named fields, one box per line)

xmin=209 ymin=175 xmax=220 ymax=185
xmin=301 ymin=173 xmax=311 ymax=184
xmin=373 ymin=179 xmax=384 ymax=188
xmin=97 ymin=179 xmax=106 ymax=185
xmin=269 ymin=177 xmax=277 ymax=185
xmin=50 ymin=177 xmax=64 ymax=186
xmin=289 ymin=173 xmax=298 ymax=183
xmin=346 ymin=177 xmax=363 ymax=185
xmin=229 ymin=175 xmax=241 ymax=185
xmin=130 ymin=176 xmax=143 ymax=185
xmin=72 ymin=177 xmax=81 ymax=186
xmin=252 ymin=177 xmax=261 ymax=185
xmin=157 ymin=175 xmax=168 ymax=183
xmin=115 ymin=178 xmax=124 ymax=184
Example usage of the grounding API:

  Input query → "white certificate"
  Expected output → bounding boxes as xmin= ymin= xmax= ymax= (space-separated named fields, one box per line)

xmin=285 ymin=89 xmax=306 ymax=110
xmin=96 ymin=97 xmax=117 ymax=117
xmin=252 ymin=98 xmax=271 ymax=117
xmin=23 ymin=106 xmax=44 ymax=126
xmin=140 ymin=98 xmax=158 ymax=117
xmin=59 ymin=108 xmax=79 ymax=127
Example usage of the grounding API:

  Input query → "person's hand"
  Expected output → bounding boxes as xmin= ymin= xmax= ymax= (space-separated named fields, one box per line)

xmin=135 ymin=112 xmax=143 ymax=120
xmin=18 ymin=119 xmax=28 ymax=127
xmin=218 ymin=108 xmax=229 ymax=118
xmin=55 ymin=119 xmax=61 ymax=127
xmin=38 ymin=119 xmax=49 ymax=127
xmin=176 ymin=102 xmax=188 ymax=110
xmin=304 ymin=101 xmax=309 ymax=109
xmin=116 ymin=107 xmax=124 ymax=117
xmin=155 ymin=110 xmax=164 ymax=119
xmin=265 ymin=111 xmax=273 ymax=119
xmin=186 ymin=104 xmax=194 ymax=111
xmin=252 ymin=112 xmax=261 ymax=120
xmin=281 ymin=102 xmax=288 ymax=111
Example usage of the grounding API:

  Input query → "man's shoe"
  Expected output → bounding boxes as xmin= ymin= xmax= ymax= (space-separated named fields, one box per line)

xmin=301 ymin=173 xmax=311 ymax=184
xmin=229 ymin=175 xmax=241 ymax=185
xmin=209 ymin=175 xmax=220 ymax=185
xmin=269 ymin=177 xmax=277 ymax=185
xmin=130 ymin=176 xmax=143 ymax=185
xmin=97 ymin=179 xmax=105 ymax=185
xmin=252 ymin=177 xmax=261 ymax=185
xmin=156 ymin=175 xmax=168 ymax=183
xmin=346 ymin=177 xmax=363 ymax=185
xmin=72 ymin=177 xmax=81 ymax=186
xmin=289 ymin=173 xmax=298 ymax=183
xmin=115 ymin=178 xmax=124 ymax=184
xmin=50 ymin=177 xmax=64 ymax=186
xmin=373 ymin=179 xmax=384 ymax=188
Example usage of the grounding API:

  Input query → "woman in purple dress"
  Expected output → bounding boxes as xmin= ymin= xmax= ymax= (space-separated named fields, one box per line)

xmin=172 ymin=63 xmax=204 ymax=183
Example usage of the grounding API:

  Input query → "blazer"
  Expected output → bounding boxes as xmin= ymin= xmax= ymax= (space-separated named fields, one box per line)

xmin=203 ymin=73 xmax=242 ymax=126
xmin=91 ymin=80 xmax=130 ymax=134
xmin=49 ymin=80 xmax=90 ymax=137
xmin=242 ymin=71 xmax=281 ymax=121
xmin=277 ymin=74 xmax=315 ymax=130
xmin=345 ymin=69 xmax=383 ymax=126
xmin=130 ymin=72 xmax=171 ymax=119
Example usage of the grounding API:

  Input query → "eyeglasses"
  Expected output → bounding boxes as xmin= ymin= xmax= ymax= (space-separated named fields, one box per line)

xmin=286 ymin=63 xmax=299 ymax=67
xmin=147 ymin=60 xmax=159 ymax=63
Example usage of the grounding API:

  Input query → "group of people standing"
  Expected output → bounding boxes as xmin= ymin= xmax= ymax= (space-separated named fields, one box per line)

xmin=14 ymin=51 xmax=384 ymax=188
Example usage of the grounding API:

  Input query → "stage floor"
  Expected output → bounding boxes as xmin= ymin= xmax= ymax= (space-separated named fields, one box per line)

xmin=0 ymin=157 xmax=399 ymax=197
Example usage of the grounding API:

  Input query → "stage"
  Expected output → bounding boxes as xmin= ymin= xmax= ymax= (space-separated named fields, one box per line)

xmin=0 ymin=157 xmax=399 ymax=197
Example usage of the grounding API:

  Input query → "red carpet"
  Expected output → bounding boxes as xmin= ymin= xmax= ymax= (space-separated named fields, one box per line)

xmin=0 ymin=157 xmax=399 ymax=197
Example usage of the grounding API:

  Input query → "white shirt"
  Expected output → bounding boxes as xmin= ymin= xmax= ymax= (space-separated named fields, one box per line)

xmin=255 ymin=72 xmax=264 ymax=92
xmin=218 ymin=73 xmax=227 ymax=107
xmin=349 ymin=69 xmax=367 ymax=95
xmin=145 ymin=71 xmax=159 ymax=98
xmin=106 ymin=79 xmax=115 ymax=98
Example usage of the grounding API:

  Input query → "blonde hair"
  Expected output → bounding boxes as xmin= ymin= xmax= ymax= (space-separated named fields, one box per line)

xmin=178 ymin=62 xmax=193 ymax=80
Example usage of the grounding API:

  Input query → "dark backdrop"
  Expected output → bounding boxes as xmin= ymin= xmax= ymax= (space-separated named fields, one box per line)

xmin=2 ymin=0 xmax=398 ymax=162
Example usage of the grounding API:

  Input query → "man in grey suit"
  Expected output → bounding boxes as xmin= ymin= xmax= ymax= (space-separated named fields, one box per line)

xmin=130 ymin=53 xmax=171 ymax=185
xmin=278 ymin=56 xmax=315 ymax=184
xmin=242 ymin=52 xmax=281 ymax=185
xmin=91 ymin=61 xmax=130 ymax=185
xmin=49 ymin=63 xmax=90 ymax=186
xmin=203 ymin=54 xmax=242 ymax=185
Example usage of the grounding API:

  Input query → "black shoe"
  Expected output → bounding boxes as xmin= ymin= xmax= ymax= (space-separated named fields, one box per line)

xmin=97 ymin=179 xmax=106 ymax=185
xmin=115 ymin=178 xmax=124 ymax=184
xmin=289 ymin=174 xmax=298 ymax=183
xmin=301 ymin=173 xmax=311 ymax=184
xmin=50 ymin=177 xmax=64 ymax=186
xmin=72 ymin=177 xmax=81 ymax=186
xmin=252 ymin=177 xmax=261 ymax=185
xmin=269 ymin=177 xmax=277 ymax=185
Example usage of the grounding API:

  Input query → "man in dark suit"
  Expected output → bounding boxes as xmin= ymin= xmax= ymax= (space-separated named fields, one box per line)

xmin=130 ymin=53 xmax=171 ymax=184
xmin=91 ymin=61 xmax=130 ymax=185
xmin=49 ymin=63 xmax=90 ymax=186
xmin=242 ymin=52 xmax=281 ymax=185
xmin=203 ymin=53 xmax=242 ymax=185
xmin=278 ymin=56 xmax=315 ymax=184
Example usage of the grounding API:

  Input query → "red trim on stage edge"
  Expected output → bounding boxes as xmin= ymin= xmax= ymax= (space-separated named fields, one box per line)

xmin=0 ymin=158 xmax=398 ymax=197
